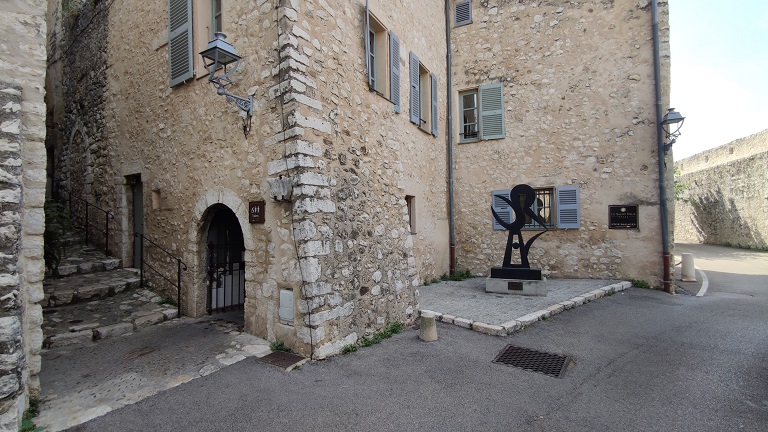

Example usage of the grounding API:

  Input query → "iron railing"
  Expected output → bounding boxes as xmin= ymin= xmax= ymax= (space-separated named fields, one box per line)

xmin=57 ymin=185 xmax=114 ymax=256
xmin=135 ymin=233 xmax=187 ymax=317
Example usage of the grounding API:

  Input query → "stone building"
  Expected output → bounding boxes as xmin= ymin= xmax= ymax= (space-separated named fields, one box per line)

xmin=675 ymin=128 xmax=768 ymax=250
xmin=0 ymin=1 xmax=47 ymax=430
xmin=45 ymin=0 xmax=673 ymax=358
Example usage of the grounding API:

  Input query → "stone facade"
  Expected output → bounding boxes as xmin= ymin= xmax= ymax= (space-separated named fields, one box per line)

xmin=48 ymin=0 xmax=671 ymax=358
xmin=451 ymin=0 xmax=671 ymax=281
xmin=675 ymin=129 xmax=768 ymax=249
xmin=0 ymin=1 xmax=47 ymax=430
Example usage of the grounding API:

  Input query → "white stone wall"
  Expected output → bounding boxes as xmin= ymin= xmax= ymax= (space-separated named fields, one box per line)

xmin=450 ymin=0 xmax=672 ymax=282
xmin=0 ymin=1 xmax=47 ymax=430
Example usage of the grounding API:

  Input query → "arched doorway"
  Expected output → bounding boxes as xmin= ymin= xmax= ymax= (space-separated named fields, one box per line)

xmin=205 ymin=205 xmax=245 ymax=315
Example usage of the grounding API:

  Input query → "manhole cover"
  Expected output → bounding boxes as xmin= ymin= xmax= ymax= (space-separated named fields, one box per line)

xmin=259 ymin=351 xmax=305 ymax=370
xmin=493 ymin=344 xmax=574 ymax=378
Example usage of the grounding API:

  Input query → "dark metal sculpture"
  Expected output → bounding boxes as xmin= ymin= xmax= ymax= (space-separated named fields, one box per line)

xmin=491 ymin=184 xmax=548 ymax=280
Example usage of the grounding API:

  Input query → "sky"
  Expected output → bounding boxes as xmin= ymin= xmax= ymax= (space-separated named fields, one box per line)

xmin=669 ymin=0 xmax=768 ymax=160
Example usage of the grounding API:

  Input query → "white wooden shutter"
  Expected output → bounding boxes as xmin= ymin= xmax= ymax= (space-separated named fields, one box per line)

xmin=491 ymin=189 xmax=513 ymax=230
xmin=431 ymin=73 xmax=438 ymax=136
xmin=389 ymin=31 xmax=401 ymax=113
xmin=365 ymin=1 xmax=372 ymax=90
xmin=409 ymin=52 xmax=420 ymax=125
xmin=479 ymin=82 xmax=505 ymax=140
xmin=455 ymin=1 xmax=472 ymax=27
xmin=556 ymin=185 xmax=580 ymax=229
xmin=169 ymin=0 xmax=194 ymax=87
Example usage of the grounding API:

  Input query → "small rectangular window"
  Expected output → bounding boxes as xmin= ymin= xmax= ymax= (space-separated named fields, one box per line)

xmin=459 ymin=90 xmax=479 ymax=142
xmin=455 ymin=0 xmax=472 ymax=27
xmin=492 ymin=187 xmax=576 ymax=230
xmin=406 ymin=195 xmax=416 ymax=233
xmin=410 ymin=53 xmax=437 ymax=135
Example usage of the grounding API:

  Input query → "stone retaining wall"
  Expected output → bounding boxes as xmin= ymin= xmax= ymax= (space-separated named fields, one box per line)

xmin=675 ymin=129 xmax=768 ymax=249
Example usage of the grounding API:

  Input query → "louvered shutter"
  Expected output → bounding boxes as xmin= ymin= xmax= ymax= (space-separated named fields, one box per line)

xmin=168 ymin=0 xmax=194 ymax=87
xmin=492 ymin=189 xmax=513 ymax=230
xmin=431 ymin=73 xmax=438 ymax=136
xmin=365 ymin=0 xmax=372 ymax=90
xmin=409 ymin=52 xmax=420 ymax=125
xmin=479 ymin=83 xmax=505 ymax=139
xmin=389 ymin=31 xmax=401 ymax=113
xmin=556 ymin=185 xmax=580 ymax=229
xmin=455 ymin=1 xmax=472 ymax=27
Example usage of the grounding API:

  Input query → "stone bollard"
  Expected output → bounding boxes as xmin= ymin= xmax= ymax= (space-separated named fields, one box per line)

xmin=419 ymin=312 xmax=438 ymax=342
xmin=681 ymin=253 xmax=696 ymax=282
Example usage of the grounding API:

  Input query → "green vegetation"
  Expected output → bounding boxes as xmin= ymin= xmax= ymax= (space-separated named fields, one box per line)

xmin=341 ymin=344 xmax=358 ymax=354
xmin=423 ymin=269 xmax=474 ymax=286
xmin=345 ymin=321 xmax=405 ymax=353
xmin=20 ymin=397 xmax=44 ymax=432
xmin=159 ymin=295 xmax=176 ymax=306
xmin=269 ymin=341 xmax=291 ymax=353
xmin=629 ymin=279 xmax=653 ymax=289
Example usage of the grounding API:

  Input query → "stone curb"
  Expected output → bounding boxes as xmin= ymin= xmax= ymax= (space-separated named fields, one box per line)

xmin=418 ymin=281 xmax=631 ymax=337
xmin=43 ymin=307 xmax=182 ymax=348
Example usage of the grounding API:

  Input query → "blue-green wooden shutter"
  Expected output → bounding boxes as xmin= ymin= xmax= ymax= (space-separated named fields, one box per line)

xmin=431 ymin=73 xmax=438 ymax=136
xmin=556 ymin=185 xmax=580 ymax=229
xmin=455 ymin=1 xmax=472 ymax=26
xmin=169 ymin=0 xmax=194 ymax=87
xmin=365 ymin=0 xmax=372 ymax=90
xmin=492 ymin=189 xmax=512 ymax=230
xmin=479 ymin=82 xmax=505 ymax=139
xmin=389 ymin=31 xmax=400 ymax=113
xmin=409 ymin=52 xmax=420 ymax=125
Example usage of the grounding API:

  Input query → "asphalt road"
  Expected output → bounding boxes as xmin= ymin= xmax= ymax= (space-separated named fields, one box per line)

xmin=67 ymin=244 xmax=768 ymax=432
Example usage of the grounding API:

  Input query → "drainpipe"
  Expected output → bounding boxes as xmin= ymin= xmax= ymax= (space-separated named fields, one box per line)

xmin=445 ymin=0 xmax=456 ymax=275
xmin=652 ymin=0 xmax=673 ymax=294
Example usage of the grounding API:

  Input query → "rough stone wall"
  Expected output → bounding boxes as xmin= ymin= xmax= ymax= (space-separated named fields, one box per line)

xmin=451 ymin=0 xmax=672 ymax=281
xmin=0 ymin=1 xmax=47 ymax=430
xmin=272 ymin=0 xmax=448 ymax=358
xmin=675 ymin=129 xmax=768 ymax=249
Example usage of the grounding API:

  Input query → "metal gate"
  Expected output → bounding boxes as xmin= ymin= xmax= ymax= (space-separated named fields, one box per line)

xmin=207 ymin=242 xmax=245 ymax=314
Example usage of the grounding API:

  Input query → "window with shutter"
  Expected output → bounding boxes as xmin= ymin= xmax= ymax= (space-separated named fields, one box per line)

xmin=169 ymin=0 xmax=194 ymax=87
xmin=455 ymin=0 xmax=472 ymax=27
xmin=431 ymin=73 xmax=438 ymax=136
xmin=478 ymin=83 xmax=505 ymax=140
xmin=491 ymin=189 xmax=513 ymax=230
xmin=556 ymin=185 xmax=580 ymax=229
xmin=409 ymin=52 xmax=420 ymax=125
xmin=365 ymin=6 xmax=400 ymax=112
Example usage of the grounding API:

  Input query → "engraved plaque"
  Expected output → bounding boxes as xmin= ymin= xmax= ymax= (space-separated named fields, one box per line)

xmin=609 ymin=205 xmax=638 ymax=229
xmin=249 ymin=201 xmax=265 ymax=224
xmin=507 ymin=281 xmax=524 ymax=291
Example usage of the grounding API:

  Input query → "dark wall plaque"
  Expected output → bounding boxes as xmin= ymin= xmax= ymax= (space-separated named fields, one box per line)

xmin=249 ymin=201 xmax=265 ymax=224
xmin=609 ymin=205 xmax=638 ymax=229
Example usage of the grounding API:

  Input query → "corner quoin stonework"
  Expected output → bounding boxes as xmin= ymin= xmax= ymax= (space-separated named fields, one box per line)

xmin=0 ymin=1 xmax=48 ymax=430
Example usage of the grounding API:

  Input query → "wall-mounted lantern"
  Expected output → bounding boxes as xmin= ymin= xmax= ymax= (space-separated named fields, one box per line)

xmin=661 ymin=107 xmax=685 ymax=154
xmin=200 ymin=32 xmax=253 ymax=137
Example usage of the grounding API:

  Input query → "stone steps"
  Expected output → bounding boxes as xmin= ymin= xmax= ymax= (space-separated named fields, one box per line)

xmin=43 ymin=268 xmax=141 ymax=307
xmin=55 ymin=245 xmax=122 ymax=278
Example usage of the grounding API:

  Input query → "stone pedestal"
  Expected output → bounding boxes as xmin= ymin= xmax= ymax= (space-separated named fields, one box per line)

xmin=419 ymin=312 xmax=438 ymax=342
xmin=485 ymin=276 xmax=547 ymax=296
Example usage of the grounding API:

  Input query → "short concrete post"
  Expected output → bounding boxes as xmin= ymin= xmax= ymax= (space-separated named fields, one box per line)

xmin=419 ymin=312 xmax=438 ymax=342
xmin=681 ymin=253 xmax=696 ymax=282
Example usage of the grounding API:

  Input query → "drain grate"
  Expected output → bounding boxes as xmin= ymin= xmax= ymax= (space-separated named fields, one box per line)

xmin=259 ymin=351 xmax=305 ymax=371
xmin=493 ymin=344 xmax=573 ymax=378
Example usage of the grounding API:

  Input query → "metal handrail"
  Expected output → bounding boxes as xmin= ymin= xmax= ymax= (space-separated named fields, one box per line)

xmin=135 ymin=233 xmax=187 ymax=317
xmin=56 ymin=185 xmax=114 ymax=256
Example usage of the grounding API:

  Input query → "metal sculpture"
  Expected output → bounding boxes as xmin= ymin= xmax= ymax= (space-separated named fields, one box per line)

xmin=491 ymin=184 xmax=548 ymax=280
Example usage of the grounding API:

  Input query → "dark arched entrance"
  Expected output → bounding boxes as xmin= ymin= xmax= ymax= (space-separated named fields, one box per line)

xmin=206 ymin=205 xmax=245 ymax=314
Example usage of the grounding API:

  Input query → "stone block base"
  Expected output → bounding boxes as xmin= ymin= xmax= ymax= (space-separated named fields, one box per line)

xmin=485 ymin=276 xmax=547 ymax=296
